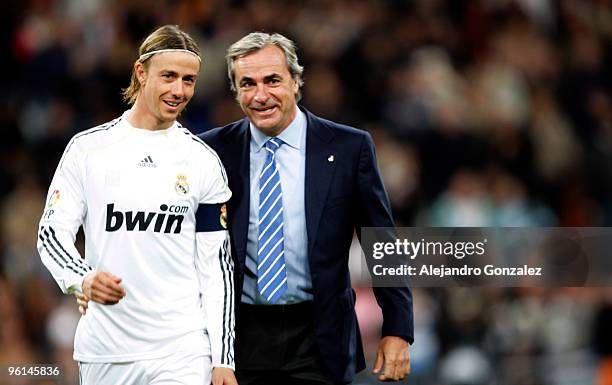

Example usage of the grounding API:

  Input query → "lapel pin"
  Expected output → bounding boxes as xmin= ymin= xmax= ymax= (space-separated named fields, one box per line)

xmin=328 ymin=155 xmax=335 ymax=162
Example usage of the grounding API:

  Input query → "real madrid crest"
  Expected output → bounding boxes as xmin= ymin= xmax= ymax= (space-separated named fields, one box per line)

xmin=175 ymin=174 xmax=189 ymax=196
xmin=220 ymin=204 xmax=228 ymax=229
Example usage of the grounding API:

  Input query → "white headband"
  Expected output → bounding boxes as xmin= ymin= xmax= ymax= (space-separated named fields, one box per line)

xmin=139 ymin=49 xmax=201 ymax=62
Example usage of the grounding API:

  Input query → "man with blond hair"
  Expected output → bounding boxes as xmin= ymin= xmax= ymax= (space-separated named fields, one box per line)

xmin=39 ymin=25 xmax=236 ymax=385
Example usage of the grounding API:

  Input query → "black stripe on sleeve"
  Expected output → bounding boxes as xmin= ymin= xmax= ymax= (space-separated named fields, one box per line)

xmin=42 ymin=227 xmax=88 ymax=275
xmin=39 ymin=233 xmax=83 ymax=276
xmin=225 ymin=238 xmax=235 ymax=364
xmin=49 ymin=227 xmax=92 ymax=272
xmin=217 ymin=237 xmax=234 ymax=365
xmin=39 ymin=233 xmax=65 ymax=270
xmin=218 ymin=240 xmax=229 ymax=364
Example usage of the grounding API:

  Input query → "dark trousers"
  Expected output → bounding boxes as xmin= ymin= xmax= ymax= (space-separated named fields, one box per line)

xmin=235 ymin=302 xmax=339 ymax=385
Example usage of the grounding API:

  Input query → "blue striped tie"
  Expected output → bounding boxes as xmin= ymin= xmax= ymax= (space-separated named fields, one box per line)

xmin=257 ymin=137 xmax=287 ymax=303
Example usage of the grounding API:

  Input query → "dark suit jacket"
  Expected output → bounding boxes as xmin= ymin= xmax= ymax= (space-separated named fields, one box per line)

xmin=199 ymin=107 xmax=414 ymax=384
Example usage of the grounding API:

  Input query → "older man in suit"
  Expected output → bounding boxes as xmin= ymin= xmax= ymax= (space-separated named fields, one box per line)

xmin=199 ymin=32 xmax=413 ymax=385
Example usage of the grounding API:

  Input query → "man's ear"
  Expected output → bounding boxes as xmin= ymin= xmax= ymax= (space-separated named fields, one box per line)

xmin=292 ymin=78 xmax=299 ymax=94
xmin=135 ymin=62 xmax=146 ymax=86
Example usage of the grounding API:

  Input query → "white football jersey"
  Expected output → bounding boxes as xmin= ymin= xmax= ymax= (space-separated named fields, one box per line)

xmin=37 ymin=111 xmax=234 ymax=369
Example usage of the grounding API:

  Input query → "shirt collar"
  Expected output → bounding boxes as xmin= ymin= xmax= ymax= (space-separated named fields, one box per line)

xmin=122 ymin=109 xmax=178 ymax=135
xmin=250 ymin=106 xmax=306 ymax=152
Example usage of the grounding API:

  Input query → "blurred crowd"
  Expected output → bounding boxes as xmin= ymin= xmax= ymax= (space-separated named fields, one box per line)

xmin=1 ymin=0 xmax=612 ymax=384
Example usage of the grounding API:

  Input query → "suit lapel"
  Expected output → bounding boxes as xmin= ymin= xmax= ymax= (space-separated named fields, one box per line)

xmin=221 ymin=121 xmax=251 ymax=270
xmin=304 ymin=109 xmax=336 ymax=256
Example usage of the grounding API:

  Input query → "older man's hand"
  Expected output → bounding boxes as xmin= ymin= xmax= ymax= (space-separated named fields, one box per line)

xmin=372 ymin=336 xmax=410 ymax=381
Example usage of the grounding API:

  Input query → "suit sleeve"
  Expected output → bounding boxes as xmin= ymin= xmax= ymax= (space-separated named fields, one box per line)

xmin=356 ymin=132 xmax=415 ymax=344
xmin=37 ymin=139 xmax=94 ymax=294
xmin=195 ymin=157 xmax=235 ymax=369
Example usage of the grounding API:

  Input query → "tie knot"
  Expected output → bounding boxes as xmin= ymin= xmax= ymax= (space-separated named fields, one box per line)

xmin=265 ymin=137 xmax=283 ymax=153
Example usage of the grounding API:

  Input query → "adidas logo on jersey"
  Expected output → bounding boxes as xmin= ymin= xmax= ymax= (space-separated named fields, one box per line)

xmin=137 ymin=155 xmax=156 ymax=168
xmin=105 ymin=203 xmax=187 ymax=233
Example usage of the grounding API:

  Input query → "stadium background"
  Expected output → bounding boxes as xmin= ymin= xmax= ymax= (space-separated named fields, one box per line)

xmin=1 ymin=0 xmax=612 ymax=384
